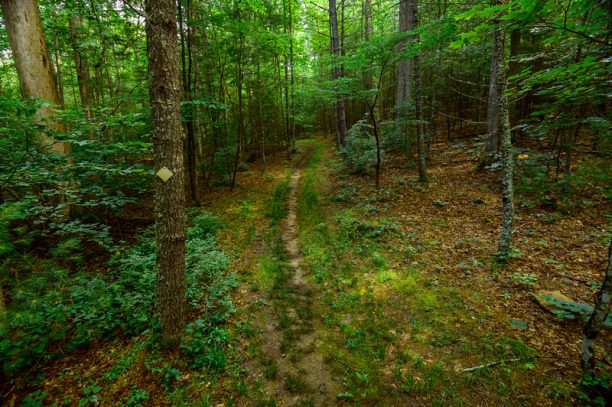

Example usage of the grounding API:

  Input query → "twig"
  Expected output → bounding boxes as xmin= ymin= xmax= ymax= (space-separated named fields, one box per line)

xmin=463 ymin=356 xmax=533 ymax=372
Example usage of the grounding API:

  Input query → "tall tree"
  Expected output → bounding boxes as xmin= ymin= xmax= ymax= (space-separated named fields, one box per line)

xmin=1 ymin=0 xmax=67 ymax=153
xmin=494 ymin=20 xmax=514 ymax=263
xmin=482 ymin=0 xmax=502 ymax=168
xmin=145 ymin=0 xmax=187 ymax=347
xmin=395 ymin=0 xmax=413 ymax=161
xmin=69 ymin=14 xmax=93 ymax=116
xmin=288 ymin=0 xmax=296 ymax=150
xmin=411 ymin=0 xmax=426 ymax=182
xmin=329 ymin=0 xmax=347 ymax=146
xmin=362 ymin=0 xmax=373 ymax=92
xmin=178 ymin=0 xmax=200 ymax=205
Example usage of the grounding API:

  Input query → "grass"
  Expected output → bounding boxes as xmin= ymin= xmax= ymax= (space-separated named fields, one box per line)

xmin=293 ymin=141 xmax=552 ymax=405
xmin=267 ymin=179 xmax=290 ymax=224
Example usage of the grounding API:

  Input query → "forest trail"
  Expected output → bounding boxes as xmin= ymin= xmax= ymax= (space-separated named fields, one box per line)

xmin=253 ymin=144 xmax=338 ymax=406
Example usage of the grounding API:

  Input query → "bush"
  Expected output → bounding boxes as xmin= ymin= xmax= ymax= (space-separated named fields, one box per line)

xmin=0 ymin=210 xmax=235 ymax=376
xmin=342 ymin=118 xmax=380 ymax=174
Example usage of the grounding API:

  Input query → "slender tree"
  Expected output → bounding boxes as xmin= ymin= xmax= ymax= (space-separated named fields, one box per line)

xmin=329 ymin=0 xmax=347 ymax=146
xmin=145 ymin=0 xmax=187 ymax=347
xmin=482 ymin=0 xmax=502 ymax=168
xmin=494 ymin=21 xmax=514 ymax=262
xmin=411 ymin=0 xmax=427 ymax=182
xmin=395 ymin=0 xmax=413 ymax=160
xmin=69 ymin=15 xmax=93 ymax=116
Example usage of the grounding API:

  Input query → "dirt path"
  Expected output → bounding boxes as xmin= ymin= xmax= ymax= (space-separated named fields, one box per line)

xmin=254 ymin=145 xmax=338 ymax=406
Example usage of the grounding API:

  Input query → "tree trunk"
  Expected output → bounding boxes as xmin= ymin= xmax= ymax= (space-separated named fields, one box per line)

xmin=52 ymin=33 xmax=64 ymax=108
xmin=329 ymin=0 xmax=347 ymax=146
xmin=483 ymin=0 xmax=501 ymax=167
xmin=1 ymin=0 xmax=68 ymax=153
xmin=69 ymin=15 xmax=92 ymax=116
xmin=178 ymin=0 xmax=200 ymax=206
xmin=411 ymin=0 xmax=426 ymax=182
xmin=582 ymin=240 xmax=612 ymax=372
xmin=396 ymin=0 xmax=414 ymax=161
xmin=231 ymin=11 xmax=244 ymax=192
xmin=495 ymin=23 xmax=514 ymax=263
xmin=145 ymin=0 xmax=187 ymax=348
xmin=362 ymin=0 xmax=373 ymax=87
xmin=288 ymin=0 xmax=296 ymax=150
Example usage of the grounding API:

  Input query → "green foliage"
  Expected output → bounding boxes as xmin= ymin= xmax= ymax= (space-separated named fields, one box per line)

xmin=537 ymin=293 xmax=612 ymax=326
xmin=0 ymin=98 xmax=151 ymax=263
xmin=514 ymin=148 xmax=611 ymax=208
xmin=342 ymin=118 xmax=379 ymax=175
xmin=125 ymin=386 xmax=150 ymax=407
xmin=579 ymin=371 xmax=611 ymax=407
xmin=512 ymin=272 xmax=538 ymax=286
xmin=267 ymin=179 xmax=289 ymax=224
xmin=335 ymin=209 xmax=399 ymax=242
xmin=0 ymin=211 xmax=234 ymax=376
xmin=181 ymin=321 xmax=231 ymax=370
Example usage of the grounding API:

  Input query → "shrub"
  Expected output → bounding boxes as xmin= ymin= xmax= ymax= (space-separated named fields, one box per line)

xmin=342 ymin=118 xmax=380 ymax=174
xmin=0 ymin=210 xmax=234 ymax=376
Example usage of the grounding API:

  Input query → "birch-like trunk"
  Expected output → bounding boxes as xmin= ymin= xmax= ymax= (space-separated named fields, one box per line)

xmin=495 ymin=24 xmax=514 ymax=262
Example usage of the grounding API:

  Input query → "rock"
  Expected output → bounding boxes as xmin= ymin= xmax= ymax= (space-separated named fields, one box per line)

xmin=533 ymin=290 xmax=574 ymax=313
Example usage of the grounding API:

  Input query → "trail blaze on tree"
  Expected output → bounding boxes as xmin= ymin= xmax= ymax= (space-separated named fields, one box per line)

xmin=145 ymin=0 xmax=187 ymax=347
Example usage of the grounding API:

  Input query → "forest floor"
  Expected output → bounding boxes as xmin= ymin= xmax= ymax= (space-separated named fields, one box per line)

xmin=7 ymin=136 xmax=610 ymax=406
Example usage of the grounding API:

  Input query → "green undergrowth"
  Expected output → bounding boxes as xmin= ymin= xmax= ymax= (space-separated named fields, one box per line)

xmin=1 ymin=210 xmax=236 ymax=388
xmin=296 ymin=146 xmax=552 ymax=405
xmin=267 ymin=178 xmax=290 ymax=224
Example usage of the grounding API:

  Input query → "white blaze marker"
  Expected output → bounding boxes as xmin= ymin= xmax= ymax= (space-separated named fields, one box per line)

xmin=156 ymin=166 xmax=174 ymax=182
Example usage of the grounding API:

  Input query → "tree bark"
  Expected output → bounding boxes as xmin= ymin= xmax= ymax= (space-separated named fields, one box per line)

xmin=69 ymin=15 xmax=93 ymax=116
xmin=145 ymin=0 xmax=187 ymax=348
xmin=1 ymin=0 xmax=68 ymax=153
xmin=329 ymin=0 xmax=347 ymax=146
xmin=178 ymin=0 xmax=200 ymax=205
xmin=52 ymin=32 xmax=64 ymax=108
xmin=495 ymin=23 xmax=514 ymax=263
xmin=582 ymin=240 xmax=612 ymax=372
xmin=411 ymin=0 xmax=426 ymax=182
xmin=288 ymin=0 xmax=296 ymax=150
xmin=396 ymin=0 xmax=414 ymax=161
xmin=483 ymin=0 xmax=501 ymax=167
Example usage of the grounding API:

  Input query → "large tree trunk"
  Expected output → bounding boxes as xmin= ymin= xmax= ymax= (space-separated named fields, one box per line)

xmin=495 ymin=23 xmax=514 ymax=263
xmin=582 ymin=240 xmax=612 ymax=372
xmin=329 ymin=0 xmax=347 ymax=146
xmin=145 ymin=0 xmax=187 ymax=348
xmin=1 ymin=0 xmax=68 ymax=153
